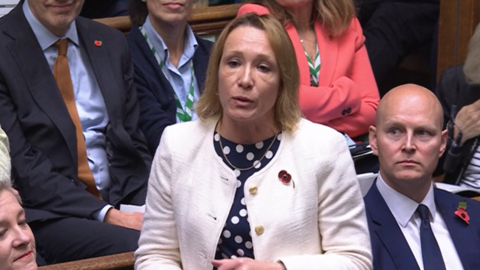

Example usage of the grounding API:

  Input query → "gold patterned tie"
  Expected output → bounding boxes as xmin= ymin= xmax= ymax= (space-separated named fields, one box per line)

xmin=53 ymin=39 xmax=102 ymax=199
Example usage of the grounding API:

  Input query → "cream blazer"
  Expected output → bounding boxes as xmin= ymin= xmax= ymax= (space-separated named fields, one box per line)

xmin=135 ymin=118 xmax=372 ymax=270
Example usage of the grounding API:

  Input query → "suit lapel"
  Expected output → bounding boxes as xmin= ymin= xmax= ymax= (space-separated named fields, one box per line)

xmin=76 ymin=18 xmax=120 ymax=125
xmin=435 ymin=189 xmax=480 ymax=269
xmin=3 ymin=5 xmax=77 ymax=163
xmin=366 ymin=183 xmax=420 ymax=270
xmin=130 ymin=26 xmax=174 ymax=101
xmin=193 ymin=38 xmax=209 ymax=94
xmin=315 ymin=22 xmax=338 ymax=87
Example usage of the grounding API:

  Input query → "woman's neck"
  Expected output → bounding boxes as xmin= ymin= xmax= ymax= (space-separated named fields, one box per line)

xmin=148 ymin=16 xmax=187 ymax=68
xmin=285 ymin=2 xmax=314 ymax=32
xmin=216 ymin=118 xmax=279 ymax=144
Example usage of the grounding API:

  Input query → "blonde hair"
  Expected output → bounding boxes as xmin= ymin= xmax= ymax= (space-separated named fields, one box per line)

xmin=249 ymin=0 xmax=356 ymax=36
xmin=0 ymin=126 xmax=10 ymax=184
xmin=196 ymin=13 xmax=301 ymax=132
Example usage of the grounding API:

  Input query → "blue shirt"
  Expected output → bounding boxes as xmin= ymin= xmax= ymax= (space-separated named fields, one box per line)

xmin=142 ymin=16 xmax=199 ymax=122
xmin=23 ymin=1 xmax=112 ymax=220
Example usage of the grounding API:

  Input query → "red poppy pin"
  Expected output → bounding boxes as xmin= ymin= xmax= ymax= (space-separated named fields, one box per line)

xmin=454 ymin=200 xmax=469 ymax=225
xmin=94 ymin=40 xmax=102 ymax=47
xmin=278 ymin=170 xmax=295 ymax=188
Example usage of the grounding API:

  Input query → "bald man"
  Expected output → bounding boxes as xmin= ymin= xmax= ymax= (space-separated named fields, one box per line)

xmin=364 ymin=84 xmax=480 ymax=270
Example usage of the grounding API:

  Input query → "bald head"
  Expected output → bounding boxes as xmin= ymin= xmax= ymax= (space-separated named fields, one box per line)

xmin=370 ymin=84 xmax=447 ymax=203
xmin=376 ymin=84 xmax=444 ymax=129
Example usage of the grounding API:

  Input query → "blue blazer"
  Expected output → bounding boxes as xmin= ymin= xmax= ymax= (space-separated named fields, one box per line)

xmin=127 ymin=26 xmax=213 ymax=154
xmin=364 ymin=182 xmax=480 ymax=270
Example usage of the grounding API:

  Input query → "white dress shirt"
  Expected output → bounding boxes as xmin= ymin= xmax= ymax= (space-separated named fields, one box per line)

xmin=376 ymin=173 xmax=464 ymax=270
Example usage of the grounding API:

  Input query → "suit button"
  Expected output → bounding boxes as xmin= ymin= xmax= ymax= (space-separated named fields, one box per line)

xmin=255 ymin=225 xmax=264 ymax=235
xmin=342 ymin=109 xmax=347 ymax=116
xmin=249 ymin=185 xmax=258 ymax=195
xmin=346 ymin=107 xmax=352 ymax=114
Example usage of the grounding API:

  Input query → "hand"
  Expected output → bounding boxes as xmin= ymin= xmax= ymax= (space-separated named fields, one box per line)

xmin=211 ymin=258 xmax=284 ymax=270
xmin=104 ymin=208 xmax=143 ymax=230
xmin=454 ymin=99 xmax=480 ymax=145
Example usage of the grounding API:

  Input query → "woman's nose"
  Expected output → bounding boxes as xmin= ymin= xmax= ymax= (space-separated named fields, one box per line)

xmin=238 ymin=66 xmax=253 ymax=89
xmin=12 ymin=227 xmax=31 ymax=248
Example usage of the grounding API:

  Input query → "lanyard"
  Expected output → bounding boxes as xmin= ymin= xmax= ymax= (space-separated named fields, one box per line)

xmin=140 ymin=26 xmax=195 ymax=122
xmin=303 ymin=41 xmax=320 ymax=87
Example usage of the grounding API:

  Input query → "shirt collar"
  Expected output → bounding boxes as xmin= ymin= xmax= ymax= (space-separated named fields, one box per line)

xmin=142 ymin=15 xmax=198 ymax=66
xmin=23 ymin=0 xmax=79 ymax=50
xmin=376 ymin=172 xmax=437 ymax=227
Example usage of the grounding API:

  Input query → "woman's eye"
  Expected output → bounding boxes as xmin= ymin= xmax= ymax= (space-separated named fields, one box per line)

xmin=227 ymin=60 xmax=240 ymax=68
xmin=258 ymin=65 xmax=271 ymax=73
xmin=0 ymin=229 xmax=6 ymax=237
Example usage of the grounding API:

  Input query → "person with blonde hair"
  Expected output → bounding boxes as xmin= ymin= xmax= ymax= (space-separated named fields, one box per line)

xmin=0 ymin=126 xmax=10 ymax=182
xmin=0 ymin=126 xmax=38 ymax=270
xmin=135 ymin=13 xmax=372 ymax=270
xmin=237 ymin=0 xmax=379 ymax=139
xmin=0 ymin=181 xmax=38 ymax=270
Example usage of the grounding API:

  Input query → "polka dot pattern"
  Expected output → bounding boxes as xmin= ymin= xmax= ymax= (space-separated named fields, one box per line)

xmin=213 ymin=131 xmax=281 ymax=260
xmin=236 ymin=144 xmax=244 ymax=153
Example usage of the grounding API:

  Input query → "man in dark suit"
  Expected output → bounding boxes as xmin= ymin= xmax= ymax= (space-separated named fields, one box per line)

xmin=355 ymin=0 xmax=439 ymax=96
xmin=0 ymin=0 xmax=152 ymax=265
xmin=365 ymin=83 xmax=480 ymax=270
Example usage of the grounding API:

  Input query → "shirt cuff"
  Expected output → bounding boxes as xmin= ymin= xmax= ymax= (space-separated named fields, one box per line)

xmin=94 ymin=205 xmax=113 ymax=222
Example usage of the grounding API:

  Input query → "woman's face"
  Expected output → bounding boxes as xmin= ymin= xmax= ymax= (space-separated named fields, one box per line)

xmin=274 ymin=0 xmax=314 ymax=9
xmin=218 ymin=25 xmax=280 ymax=127
xmin=146 ymin=0 xmax=194 ymax=26
xmin=0 ymin=190 xmax=37 ymax=270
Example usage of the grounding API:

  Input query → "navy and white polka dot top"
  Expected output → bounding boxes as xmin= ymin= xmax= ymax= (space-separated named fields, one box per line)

xmin=213 ymin=131 xmax=282 ymax=260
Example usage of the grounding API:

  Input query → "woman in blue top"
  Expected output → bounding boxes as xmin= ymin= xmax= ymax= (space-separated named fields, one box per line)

xmin=128 ymin=0 xmax=213 ymax=154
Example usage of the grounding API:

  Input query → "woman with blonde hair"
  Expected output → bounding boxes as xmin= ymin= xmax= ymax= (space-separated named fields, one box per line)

xmin=238 ymin=0 xmax=379 ymax=138
xmin=0 ymin=126 xmax=37 ymax=270
xmin=135 ymin=13 xmax=371 ymax=270
xmin=0 ymin=125 xmax=10 ymax=182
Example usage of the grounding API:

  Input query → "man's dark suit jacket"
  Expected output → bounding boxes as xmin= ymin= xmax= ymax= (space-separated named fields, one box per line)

xmin=364 ymin=182 xmax=480 ymax=270
xmin=0 ymin=3 xmax=152 ymax=223
xmin=127 ymin=26 xmax=213 ymax=154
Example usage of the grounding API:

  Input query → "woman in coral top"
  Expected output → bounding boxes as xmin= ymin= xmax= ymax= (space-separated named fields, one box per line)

xmin=238 ymin=0 xmax=379 ymax=138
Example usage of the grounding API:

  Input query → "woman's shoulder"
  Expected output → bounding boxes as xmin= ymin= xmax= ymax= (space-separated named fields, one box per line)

xmin=293 ymin=119 xmax=346 ymax=147
xmin=163 ymin=120 xmax=213 ymax=138
xmin=332 ymin=17 xmax=364 ymax=47
xmin=162 ymin=120 xmax=216 ymax=147
xmin=194 ymin=35 xmax=214 ymax=52
xmin=237 ymin=3 xmax=271 ymax=17
xmin=126 ymin=25 xmax=151 ymax=61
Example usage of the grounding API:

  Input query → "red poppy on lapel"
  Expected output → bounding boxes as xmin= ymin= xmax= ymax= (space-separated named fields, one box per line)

xmin=94 ymin=40 xmax=102 ymax=47
xmin=278 ymin=170 xmax=295 ymax=188
xmin=455 ymin=200 xmax=470 ymax=225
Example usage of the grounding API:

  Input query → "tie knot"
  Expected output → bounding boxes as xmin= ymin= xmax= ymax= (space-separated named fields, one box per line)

xmin=416 ymin=204 xmax=430 ymax=220
xmin=55 ymin=39 xmax=69 ymax=56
